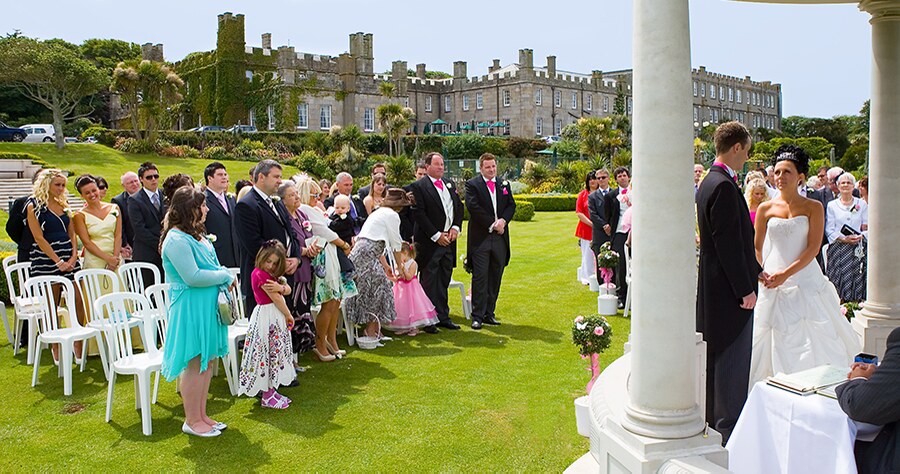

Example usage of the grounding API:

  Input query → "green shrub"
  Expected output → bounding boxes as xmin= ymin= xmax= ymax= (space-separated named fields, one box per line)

xmin=115 ymin=138 xmax=157 ymax=154
xmin=384 ymin=154 xmax=415 ymax=185
xmin=508 ymin=137 xmax=546 ymax=158
xmin=201 ymin=145 xmax=229 ymax=161
xmin=522 ymin=161 xmax=551 ymax=187
xmin=517 ymin=194 xmax=579 ymax=211
xmin=158 ymin=145 xmax=200 ymax=158
xmin=512 ymin=200 xmax=534 ymax=221
xmin=444 ymin=134 xmax=485 ymax=161
xmin=530 ymin=177 xmax=565 ymax=194
xmin=80 ymin=125 xmax=108 ymax=141
xmin=290 ymin=150 xmax=332 ymax=179
xmin=359 ymin=134 xmax=388 ymax=155
xmin=483 ymin=137 xmax=508 ymax=158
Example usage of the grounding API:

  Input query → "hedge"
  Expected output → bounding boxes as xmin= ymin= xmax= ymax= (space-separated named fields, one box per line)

xmin=460 ymin=199 xmax=534 ymax=222
xmin=0 ymin=152 xmax=48 ymax=168
xmin=516 ymin=194 xmax=579 ymax=211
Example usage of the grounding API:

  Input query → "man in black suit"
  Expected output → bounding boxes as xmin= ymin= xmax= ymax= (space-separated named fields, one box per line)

xmin=588 ymin=168 xmax=612 ymax=285
xmin=323 ymin=172 xmax=367 ymax=233
xmin=357 ymin=162 xmax=388 ymax=201
xmin=837 ymin=327 xmax=900 ymax=474
xmin=234 ymin=159 xmax=300 ymax=315
xmin=399 ymin=163 xmax=427 ymax=242
xmin=696 ymin=121 xmax=763 ymax=444
xmin=465 ymin=153 xmax=516 ymax=330
xmin=203 ymin=162 xmax=240 ymax=268
xmin=111 ymin=171 xmax=141 ymax=259
xmin=128 ymin=162 xmax=166 ymax=284
xmin=603 ymin=166 xmax=632 ymax=309
xmin=409 ymin=152 xmax=464 ymax=332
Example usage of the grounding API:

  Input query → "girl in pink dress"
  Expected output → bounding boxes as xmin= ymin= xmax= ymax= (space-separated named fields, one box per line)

xmin=390 ymin=242 xmax=439 ymax=336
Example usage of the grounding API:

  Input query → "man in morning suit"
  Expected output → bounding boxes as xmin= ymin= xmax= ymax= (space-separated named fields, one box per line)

xmin=111 ymin=171 xmax=141 ymax=259
xmin=837 ymin=326 xmax=900 ymax=474
xmin=203 ymin=162 xmax=240 ymax=268
xmin=409 ymin=152 xmax=464 ymax=332
xmin=696 ymin=121 xmax=762 ymax=444
xmin=588 ymin=168 xmax=612 ymax=285
xmin=399 ymin=163 xmax=427 ymax=242
xmin=602 ymin=166 xmax=631 ymax=309
xmin=128 ymin=162 xmax=166 ymax=285
xmin=465 ymin=153 xmax=516 ymax=330
xmin=234 ymin=159 xmax=300 ymax=315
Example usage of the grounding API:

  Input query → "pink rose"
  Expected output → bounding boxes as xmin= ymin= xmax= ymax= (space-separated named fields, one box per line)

xmin=594 ymin=326 xmax=604 ymax=336
xmin=841 ymin=306 xmax=848 ymax=316
xmin=574 ymin=316 xmax=584 ymax=324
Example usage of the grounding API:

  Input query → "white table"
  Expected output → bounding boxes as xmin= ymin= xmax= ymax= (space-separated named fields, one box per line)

xmin=726 ymin=382 xmax=858 ymax=474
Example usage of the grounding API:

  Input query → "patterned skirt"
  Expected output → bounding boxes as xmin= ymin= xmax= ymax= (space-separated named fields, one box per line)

xmin=238 ymin=303 xmax=295 ymax=396
xmin=826 ymin=240 xmax=867 ymax=302
xmin=290 ymin=278 xmax=316 ymax=354
xmin=343 ymin=238 xmax=397 ymax=325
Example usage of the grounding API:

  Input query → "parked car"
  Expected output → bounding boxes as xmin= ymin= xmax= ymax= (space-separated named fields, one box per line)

xmin=542 ymin=135 xmax=561 ymax=144
xmin=64 ymin=137 xmax=79 ymax=143
xmin=21 ymin=124 xmax=56 ymax=143
xmin=83 ymin=136 xmax=98 ymax=144
xmin=189 ymin=125 xmax=226 ymax=133
xmin=226 ymin=125 xmax=257 ymax=134
xmin=0 ymin=121 xmax=26 ymax=142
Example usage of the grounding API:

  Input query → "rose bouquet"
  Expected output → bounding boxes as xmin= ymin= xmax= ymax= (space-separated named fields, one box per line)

xmin=596 ymin=241 xmax=619 ymax=286
xmin=572 ymin=314 xmax=613 ymax=393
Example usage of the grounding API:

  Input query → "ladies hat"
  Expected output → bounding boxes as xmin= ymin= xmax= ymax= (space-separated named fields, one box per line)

xmin=382 ymin=188 xmax=414 ymax=208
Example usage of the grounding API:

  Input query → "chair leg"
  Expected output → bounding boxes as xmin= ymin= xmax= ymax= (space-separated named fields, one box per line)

xmin=152 ymin=371 xmax=160 ymax=405
xmin=456 ymin=284 xmax=469 ymax=320
xmin=79 ymin=340 xmax=88 ymax=372
xmin=13 ymin=317 xmax=22 ymax=356
xmin=105 ymin=372 xmax=117 ymax=423
xmin=94 ymin=334 xmax=110 ymax=381
xmin=0 ymin=302 xmax=11 ymax=345
xmin=133 ymin=377 xmax=140 ymax=410
xmin=26 ymin=320 xmax=37 ymax=365
xmin=31 ymin=337 xmax=43 ymax=387
xmin=623 ymin=288 xmax=632 ymax=319
xmin=224 ymin=351 xmax=236 ymax=396
xmin=61 ymin=342 xmax=74 ymax=396
xmin=344 ymin=311 xmax=355 ymax=347
xmin=137 ymin=373 xmax=152 ymax=436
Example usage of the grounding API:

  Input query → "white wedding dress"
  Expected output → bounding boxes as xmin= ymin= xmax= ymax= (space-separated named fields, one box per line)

xmin=749 ymin=216 xmax=861 ymax=386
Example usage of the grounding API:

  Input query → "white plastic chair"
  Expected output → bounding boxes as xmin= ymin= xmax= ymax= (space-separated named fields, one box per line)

xmin=223 ymin=268 xmax=248 ymax=396
xmin=144 ymin=283 xmax=170 ymax=403
xmin=118 ymin=262 xmax=161 ymax=328
xmin=623 ymin=244 xmax=633 ymax=319
xmin=449 ymin=279 xmax=472 ymax=320
xmin=1 ymin=255 xmax=16 ymax=344
xmin=6 ymin=261 xmax=43 ymax=363
xmin=95 ymin=292 xmax=162 ymax=436
xmin=28 ymin=276 xmax=107 ymax=396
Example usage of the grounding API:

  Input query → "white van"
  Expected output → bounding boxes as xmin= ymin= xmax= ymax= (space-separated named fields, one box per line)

xmin=21 ymin=124 xmax=55 ymax=143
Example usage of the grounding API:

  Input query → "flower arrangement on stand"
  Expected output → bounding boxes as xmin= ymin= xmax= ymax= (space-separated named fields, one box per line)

xmin=596 ymin=241 xmax=619 ymax=292
xmin=572 ymin=314 xmax=613 ymax=394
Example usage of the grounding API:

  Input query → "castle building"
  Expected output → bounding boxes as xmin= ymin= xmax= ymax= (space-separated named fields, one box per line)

xmin=172 ymin=12 xmax=782 ymax=138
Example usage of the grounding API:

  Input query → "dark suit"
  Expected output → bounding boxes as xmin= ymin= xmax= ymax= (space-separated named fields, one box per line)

xmin=234 ymin=188 xmax=300 ymax=315
xmin=323 ymin=193 xmax=368 ymax=233
xmin=7 ymin=195 xmax=34 ymax=264
xmin=409 ymin=176 xmax=464 ymax=324
xmin=588 ymin=188 xmax=611 ymax=284
xmin=837 ymin=327 xmax=900 ymax=474
xmin=603 ymin=189 xmax=629 ymax=304
xmin=465 ymin=176 xmax=516 ymax=324
xmin=128 ymin=189 xmax=166 ymax=282
xmin=204 ymin=190 xmax=240 ymax=268
xmin=696 ymin=164 xmax=761 ymax=442
xmin=399 ymin=183 xmax=416 ymax=242
xmin=110 ymin=191 xmax=135 ymax=251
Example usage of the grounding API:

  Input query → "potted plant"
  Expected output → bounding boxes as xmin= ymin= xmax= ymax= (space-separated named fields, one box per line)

xmin=571 ymin=314 xmax=613 ymax=436
xmin=596 ymin=242 xmax=619 ymax=315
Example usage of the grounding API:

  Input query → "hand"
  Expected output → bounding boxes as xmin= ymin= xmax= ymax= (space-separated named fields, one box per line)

xmin=262 ymin=279 xmax=281 ymax=294
xmin=603 ymin=224 xmax=611 ymax=236
xmin=122 ymin=245 xmax=132 ymax=259
xmin=448 ymin=228 xmax=459 ymax=242
xmin=494 ymin=219 xmax=506 ymax=234
xmin=758 ymin=271 xmax=771 ymax=283
xmin=437 ymin=233 xmax=451 ymax=246
xmin=285 ymin=257 xmax=299 ymax=275
xmin=305 ymin=244 xmax=321 ymax=258
xmin=343 ymin=245 xmax=352 ymax=256
xmin=848 ymin=362 xmax=877 ymax=380
xmin=229 ymin=280 xmax=237 ymax=292
xmin=764 ymin=271 xmax=788 ymax=289
xmin=740 ymin=291 xmax=757 ymax=310
xmin=385 ymin=269 xmax=398 ymax=283
xmin=285 ymin=314 xmax=295 ymax=330
xmin=849 ymin=235 xmax=863 ymax=244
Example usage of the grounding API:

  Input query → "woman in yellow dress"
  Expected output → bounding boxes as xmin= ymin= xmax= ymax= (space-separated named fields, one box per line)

xmin=73 ymin=174 xmax=123 ymax=291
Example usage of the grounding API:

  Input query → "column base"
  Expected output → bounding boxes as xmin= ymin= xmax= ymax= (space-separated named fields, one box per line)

xmin=593 ymin=420 xmax=727 ymax=474
xmin=852 ymin=310 xmax=900 ymax=358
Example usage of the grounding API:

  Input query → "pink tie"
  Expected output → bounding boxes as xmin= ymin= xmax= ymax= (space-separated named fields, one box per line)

xmin=434 ymin=180 xmax=444 ymax=190
xmin=218 ymin=194 xmax=229 ymax=214
xmin=486 ymin=180 xmax=495 ymax=193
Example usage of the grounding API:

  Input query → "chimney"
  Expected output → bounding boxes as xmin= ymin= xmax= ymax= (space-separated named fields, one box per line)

xmin=592 ymin=70 xmax=603 ymax=84
xmin=416 ymin=63 xmax=426 ymax=79
xmin=261 ymin=33 xmax=272 ymax=50
xmin=546 ymin=56 xmax=556 ymax=78
xmin=490 ymin=59 xmax=501 ymax=72
xmin=453 ymin=61 xmax=467 ymax=79
xmin=518 ymin=49 xmax=533 ymax=69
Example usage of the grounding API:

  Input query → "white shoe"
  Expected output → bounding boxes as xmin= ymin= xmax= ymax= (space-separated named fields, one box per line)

xmin=182 ymin=422 xmax=221 ymax=437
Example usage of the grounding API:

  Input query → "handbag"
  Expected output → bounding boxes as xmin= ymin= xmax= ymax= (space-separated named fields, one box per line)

xmin=840 ymin=224 xmax=861 ymax=236
xmin=217 ymin=287 xmax=237 ymax=325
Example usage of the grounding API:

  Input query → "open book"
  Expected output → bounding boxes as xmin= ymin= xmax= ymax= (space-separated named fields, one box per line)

xmin=766 ymin=365 xmax=848 ymax=396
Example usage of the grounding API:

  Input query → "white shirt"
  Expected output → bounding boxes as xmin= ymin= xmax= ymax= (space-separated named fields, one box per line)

xmin=826 ymin=197 xmax=868 ymax=243
xmin=357 ymin=207 xmax=403 ymax=252
xmin=482 ymin=175 xmax=499 ymax=231
xmin=142 ymin=187 xmax=160 ymax=206
xmin=429 ymin=176 xmax=459 ymax=242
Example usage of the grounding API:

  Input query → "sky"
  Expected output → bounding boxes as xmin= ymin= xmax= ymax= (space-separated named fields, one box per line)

xmin=1 ymin=0 xmax=872 ymax=118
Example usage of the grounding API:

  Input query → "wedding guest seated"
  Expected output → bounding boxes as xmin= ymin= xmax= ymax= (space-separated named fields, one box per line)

xmin=836 ymin=326 xmax=900 ymax=474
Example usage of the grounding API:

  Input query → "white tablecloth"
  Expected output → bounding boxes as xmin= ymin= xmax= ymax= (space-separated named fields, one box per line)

xmin=726 ymin=382 xmax=858 ymax=474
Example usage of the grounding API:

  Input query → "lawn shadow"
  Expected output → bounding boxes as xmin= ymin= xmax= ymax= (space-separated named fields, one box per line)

xmin=389 ymin=325 xmax=512 ymax=352
xmin=177 ymin=427 xmax=272 ymax=470
xmin=30 ymin=358 xmax=110 ymax=402
xmin=486 ymin=323 xmax=565 ymax=344
xmin=106 ymin=402 xmax=182 ymax=443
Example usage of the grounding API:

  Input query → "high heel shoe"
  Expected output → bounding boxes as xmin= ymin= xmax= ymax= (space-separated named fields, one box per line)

xmin=312 ymin=348 xmax=335 ymax=362
xmin=325 ymin=341 xmax=347 ymax=358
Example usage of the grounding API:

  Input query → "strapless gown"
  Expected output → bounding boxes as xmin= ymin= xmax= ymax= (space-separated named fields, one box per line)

xmin=749 ymin=216 xmax=861 ymax=386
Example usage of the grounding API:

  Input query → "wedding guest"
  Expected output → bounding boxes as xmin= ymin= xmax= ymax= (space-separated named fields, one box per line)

xmin=203 ymin=163 xmax=240 ymax=268
xmin=162 ymin=174 xmax=194 ymax=204
xmin=160 ymin=186 xmax=234 ymax=437
xmin=575 ymin=171 xmax=598 ymax=285
xmin=357 ymin=163 xmax=388 ymax=201
xmin=603 ymin=166 xmax=632 ymax=309
xmin=6 ymin=173 xmax=40 ymax=264
xmin=95 ymin=176 xmax=109 ymax=200
xmin=825 ymin=172 xmax=868 ymax=303
xmin=807 ymin=176 xmax=823 ymax=192
xmin=399 ymin=163 xmax=427 ymax=242
xmin=363 ymin=173 xmax=387 ymax=215
xmin=73 ymin=174 xmax=123 ymax=291
xmin=295 ymin=175 xmax=357 ymax=361
xmin=588 ymin=168 xmax=612 ymax=284
xmin=744 ymin=178 xmax=769 ymax=225
xmin=323 ymin=172 xmax=367 ymax=233
xmin=328 ymin=195 xmax=357 ymax=245
xmin=389 ymin=242 xmax=439 ymax=336
xmin=234 ymin=179 xmax=252 ymax=198
xmin=111 ymin=171 xmax=141 ymax=259
xmin=128 ymin=162 xmax=166 ymax=283
xmin=694 ymin=164 xmax=705 ymax=195
xmin=343 ymin=188 xmax=410 ymax=339
xmin=858 ymin=177 xmax=868 ymax=203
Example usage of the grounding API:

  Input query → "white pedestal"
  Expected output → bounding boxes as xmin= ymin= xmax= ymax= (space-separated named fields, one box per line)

xmin=599 ymin=283 xmax=617 ymax=296
xmin=598 ymin=294 xmax=618 ymax=316
xmin=589 ymin=279 xmax=601 ymax=292
xmin=575 ymin=396 xmax=592 ymax=437
xmin=852 ymin=312 xmax=899 ymax=359
xmin=595 ymin=421 xmax=727 ymax=474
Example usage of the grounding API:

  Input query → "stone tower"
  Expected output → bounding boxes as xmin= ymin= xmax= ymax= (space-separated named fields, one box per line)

xmin=215 ymin=12 xmax=247 ymax=126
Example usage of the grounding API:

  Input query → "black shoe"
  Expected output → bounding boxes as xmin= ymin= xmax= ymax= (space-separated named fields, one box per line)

xmin=436 ymin=320 xmax=461 ymax=330
xmin=483 ymin=317 xmax=501 ymax=326
xmin=617 ymin=302 xmax=625 ymax=310
xmin=471 ymin=321 xmax=483 ymax=330
xmin=285 ymin=379 xmax=300 ymax=388
xmin=423 ymin=325 xmax=439 ymax=334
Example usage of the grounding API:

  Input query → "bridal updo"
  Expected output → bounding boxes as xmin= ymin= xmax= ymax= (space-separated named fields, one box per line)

xmin=772 ymin=144 xmax=810 ymax=177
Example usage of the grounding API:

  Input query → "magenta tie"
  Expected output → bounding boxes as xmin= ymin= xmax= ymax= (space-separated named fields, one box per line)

xmin=486 ymin=180 xmax=495 ymax=193
xmin=434 ymin=180 xmax=444 ymax=190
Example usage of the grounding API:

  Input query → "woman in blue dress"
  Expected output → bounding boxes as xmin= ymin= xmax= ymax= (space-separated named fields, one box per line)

xmin=159 ymin=186 xmax=234 ymax=438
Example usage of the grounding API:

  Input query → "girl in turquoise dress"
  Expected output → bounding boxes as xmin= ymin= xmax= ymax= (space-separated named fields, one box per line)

xmin=160 ymin=187 xmax=234 ymax=438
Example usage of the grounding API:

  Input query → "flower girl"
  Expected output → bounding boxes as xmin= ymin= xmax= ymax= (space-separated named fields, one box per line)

xmin=389 ymin=242 xmax=439 ymax=336
xmin=238 ymin=241 xmax=296 ymax=409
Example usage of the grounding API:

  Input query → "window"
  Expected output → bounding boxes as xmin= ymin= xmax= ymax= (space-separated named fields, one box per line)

xmin=627 ymin=97 xmax=632 ymax=115
xmin=444 ymin=95 xmax=451 ymax=112
xmin=710 ymin=85 xmax=717 ymax=100
xmin=476 ymin=92 xmax=483 ymax=110
xmin=693 ymin=81 xmax=698 ymax=97
xmin=571 ymin=92 xmax=578 ymax=109
xmin=364 ymin=107 xmax=375 ymax=132
xmin=554 ymin=90 xmax=561 ymax=107
xmin=535 ymin=88 xmax=542 ymax=105
xmin=249 ymin=109 xmax=256 ymax=128
xmin=267 ymin=105 xmax=275 ymax=130
xmin=403 ymin=97 xmax=409 ymax=107
xmin=700 ymin=83 xmax=706 ymax=98
xmin=693 ymin=106 xmax=699 ymax=122
xmin=603 ymin=96 xmax=609 ymax=113
xmin=535 ymin=117 xmax=543 ymax=135
xmin=587 ymin=94 xmax=593 ymax=111
xmin=320 ymin=105 xmax=332 ymax=129
xmin=554 ymin=119 xmax=562 ymax=135
xmin=504 ymin=118 xmax=510 ymax=135
xmin=719 ymin=86 xmax=725 ymax=101
xmin=503 ymin=90 xmax=511 ymax=107
xmin=728 ymin=87 xmax=734 ymax=102
xmin=737 ymin=89 xmax=742 ymax=103
xmin=245 ymin=70 xmax=253 ymax=81
xmin=463 ymin=95 xmax=470 ymax=111
xmin=425 ymin=96 xmax=432 ymax=112
xmin=297 ymin=103 xmax=308 ymax=129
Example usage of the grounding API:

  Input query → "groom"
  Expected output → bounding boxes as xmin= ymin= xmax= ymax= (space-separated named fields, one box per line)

xmin=696 ymin=121 xmax=762 ymax=443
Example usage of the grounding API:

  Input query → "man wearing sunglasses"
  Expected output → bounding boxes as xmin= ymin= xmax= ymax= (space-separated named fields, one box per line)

xmin=128 ymin=161 xmax=167 ymax=283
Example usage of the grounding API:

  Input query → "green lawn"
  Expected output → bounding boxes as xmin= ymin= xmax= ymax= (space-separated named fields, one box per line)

xmin=0 ymin=211 xmax=628 ymax=471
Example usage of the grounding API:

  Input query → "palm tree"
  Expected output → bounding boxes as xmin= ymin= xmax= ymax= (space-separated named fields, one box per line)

xmin=111 ymin=59 xmax=183 ymax=141
xmin=377 ymin=104 xmax=415 ymax=156
xmin=378 ymin=81 xmax=396 ymax=99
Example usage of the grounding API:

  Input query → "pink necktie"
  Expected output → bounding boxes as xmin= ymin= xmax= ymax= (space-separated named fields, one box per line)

xmin=486 ymin=180 xmax=495 ymax=193
xmin=434 ymin=180 xmax=444 ymax=190
xmin=218 ymin=194 xmax=229 ymax=214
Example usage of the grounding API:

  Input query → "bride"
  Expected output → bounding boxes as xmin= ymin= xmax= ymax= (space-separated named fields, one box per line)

xmin=749 ymin=145 xmax=861 ymax=386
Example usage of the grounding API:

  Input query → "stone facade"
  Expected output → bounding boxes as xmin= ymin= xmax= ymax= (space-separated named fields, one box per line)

xmin=170 ymin=12 xmax=782 ymax=137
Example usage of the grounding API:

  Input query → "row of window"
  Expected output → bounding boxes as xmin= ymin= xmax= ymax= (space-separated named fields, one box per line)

xmin=693 ymin=106 xmax=778 ymax=130
xmin=250 ymin=104 xmax=377 ymax=132
xmin=534 ymin=117 xmax=566 ymax=136
xmin=422 ymin=90 xmax=608 ymax=113
xmin=693 ymin=81 xmax=777 ymax=109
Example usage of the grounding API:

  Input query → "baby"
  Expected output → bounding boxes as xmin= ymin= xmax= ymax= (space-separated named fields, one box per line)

xmin=328 ymin=194 xmax=357 ymax=244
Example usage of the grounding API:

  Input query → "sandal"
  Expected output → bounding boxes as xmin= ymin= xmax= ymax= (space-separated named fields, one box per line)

xmin=275 ymin=392 xmax=292 ymax=404
xmin=261 ymin=391 xmax=290 ymax=409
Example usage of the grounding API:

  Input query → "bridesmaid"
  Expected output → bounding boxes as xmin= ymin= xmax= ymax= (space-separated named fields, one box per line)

xmin=73 ymin=174 xmax=123 ymax=281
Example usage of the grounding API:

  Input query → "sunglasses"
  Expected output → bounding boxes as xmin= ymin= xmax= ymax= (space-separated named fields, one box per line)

xmin=597 ymin=176 xmax=609 ymax=180
xmin=312 ymin=193 xmax=321 ymax=199
xmin=143 ymin=174 xmax=160 ymax=180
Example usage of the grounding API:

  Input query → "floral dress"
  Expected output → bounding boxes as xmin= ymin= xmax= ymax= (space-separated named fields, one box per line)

xmin=238 ymin=268 xmax=296 ymax=396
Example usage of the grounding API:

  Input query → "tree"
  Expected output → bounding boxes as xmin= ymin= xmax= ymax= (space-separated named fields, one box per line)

xmin=0 ymin=36 xmax=106 ymax=149
xmin=376 ymin=103 xmax=414 ymax=156
xmin=378 ymin=81 xmax=396 ymax=99
xmin=111 ymin=59 xmax=184 ymax=141
xmin=576 ymin=116 xmax=627 ymax=166
xmin=80 ymin=39 xmax=141 ymax=74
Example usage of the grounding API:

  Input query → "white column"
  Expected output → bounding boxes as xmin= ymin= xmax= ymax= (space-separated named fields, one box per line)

xmin=621 ymin=0 xmax=706 ymax=440
xmin=854 ymin=0 xmax=900 ymax=357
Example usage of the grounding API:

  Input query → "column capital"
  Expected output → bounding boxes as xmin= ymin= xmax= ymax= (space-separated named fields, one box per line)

xmin=859 ymin=0 xmax=900 ymax=19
